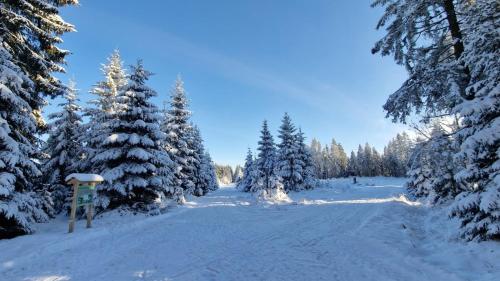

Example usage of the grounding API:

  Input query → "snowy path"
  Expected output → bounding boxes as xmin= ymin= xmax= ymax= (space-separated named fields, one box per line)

xmin=1 ymin=178 xmax=498 ymax=281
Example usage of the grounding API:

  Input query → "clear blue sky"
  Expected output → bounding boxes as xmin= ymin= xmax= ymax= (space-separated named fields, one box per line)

xmin=51 ymin=0 xmax=409 ymax=167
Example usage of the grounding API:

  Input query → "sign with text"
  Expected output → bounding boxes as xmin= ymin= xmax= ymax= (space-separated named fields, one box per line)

xmin=77 ymin=185 xmax=95 ymax=206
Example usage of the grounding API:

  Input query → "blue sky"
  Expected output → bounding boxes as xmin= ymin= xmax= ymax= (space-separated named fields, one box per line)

xmin=51 ymin=0 xmax=409 ymax=167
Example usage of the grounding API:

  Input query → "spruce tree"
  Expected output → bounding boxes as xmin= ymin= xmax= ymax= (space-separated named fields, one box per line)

xmin=450 ymin=0 xmax=499 ymax=240
xmin=295 ymin=129 xmax=316 ymax=190
xmin=233 ymin=165 xmax=244 ymax=184
xmin=42 ymin=80 xmax=83 ymax=214
xmin=310 ymin=139 xmax=324 ymax=178
xmin=408 ymin=124 xmax=459 ymax=203
xmin=200 ymin=151 xmax=218 ymax=193
xmin=162 ymin=77 xmax=195 ymax=197
xmin=78 ymin=50 xmax=127 ymax=174
xmin=252 ymin=120 xmax=279 ymax=192
xmin=93 ymin=61 xmax=174 ymax=210
xmin=373 ymin=0 xmax=498 ymax=240
xmin=347 ymin=151 xmax=358 ymax=177
xmin=276 ymin=113 xmax=303 ymax=192
xmin=0 ymin=0 xmax=76 ymax=238
xmin=189 ymin=126 xmax=218 ymax=196
xmin=238 ymin=149 xmax=255 ymax=192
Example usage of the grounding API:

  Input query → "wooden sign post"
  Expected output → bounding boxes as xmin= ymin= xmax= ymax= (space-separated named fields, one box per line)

xmin=65 ymin=173 xmax=104 ymax=233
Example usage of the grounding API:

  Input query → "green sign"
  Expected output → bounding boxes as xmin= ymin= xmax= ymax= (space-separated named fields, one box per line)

xmin=77 ymin=185 xmax=95 ymax=206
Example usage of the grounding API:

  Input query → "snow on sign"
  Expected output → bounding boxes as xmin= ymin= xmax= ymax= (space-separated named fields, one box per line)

xmin=66 ymin=173 xmax=104 ymax=233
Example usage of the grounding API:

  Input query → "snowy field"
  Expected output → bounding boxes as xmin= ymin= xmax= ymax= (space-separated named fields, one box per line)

xmin=1 ymin=177 xmax=498 ymax=281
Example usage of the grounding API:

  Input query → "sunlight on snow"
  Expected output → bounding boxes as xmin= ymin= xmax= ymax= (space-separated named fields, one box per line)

xmin=25 ymin=275 xmax=70 ymax=281
xmin=298 ymin=195 xmax=421 ymax=206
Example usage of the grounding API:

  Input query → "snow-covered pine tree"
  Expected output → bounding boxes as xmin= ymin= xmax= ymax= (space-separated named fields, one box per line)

xmin=200 ymin=151 xmax=218 ymax=193
xmin=189 ymin=126 xmax=217 ymax=196
xmin=356 ymin=145 xmax=365 ymax=176
xmin=276 ymin=113 xmax=303 ymax=192
xmin=407 ymin=124 xmax=459 ymax=202
xmin=0 ymin=0 xmax=76 ymax=238
xmin=450 ymin=0 xmax=499 ymax=241
xmin=77 ymin=50 xmax=128 ymax=174
xmin=42 ymin=80 xmax=83 ymax=214
xmin=186 ymin=125 xmax=202 ymax=196
xmin=93 ymin=60 xmax=174 ymax=211
xmin=372 ymin=0 xmax=467 ymax=123
xmin=347 ymin=151 xmax=358 ymax=177
xmin=373 ymin=0 xmax=498 ymax=240
xmin=310 ymin=139 xmax=324 ymax=179
xmin=252 ymin=120 xmax=280 ymax=192
xmin=162 ymin=77 xmax=195 ymax=197
xmin=233 ymin=165 xmax=244 ymax=184
xmin=238 ymin=149 xmax=255 ymax=192
xmin=296 ymin=129 xmax=316 ymax=190
xmin=371 ymin=147 xmax=383 ymax=176
xmin=407 ymin=140 xmax=433 ymax=199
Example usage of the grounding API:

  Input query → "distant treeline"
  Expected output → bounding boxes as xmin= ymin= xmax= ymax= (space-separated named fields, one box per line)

xmin=310 ymin=132 xmax=414 ymax=178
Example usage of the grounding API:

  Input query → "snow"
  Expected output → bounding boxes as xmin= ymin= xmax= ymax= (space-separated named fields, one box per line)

xmin=64 ymin=173 xmax=104 ymax=183
xmin=1 ymin=177 xmax=499 ymax=281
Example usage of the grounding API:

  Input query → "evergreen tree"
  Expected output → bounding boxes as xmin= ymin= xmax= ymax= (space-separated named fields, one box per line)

xmin=252 ymin=120 xmax=279 ymax=192
xmin=78 ymin=50 xmax=127 ymax=174
xmin=356 ymin=145 xmax=365 ymax=176
xmin=408 ymin=124 xmax=459 ymax=203
xmin=371 ymin=147 xmax=383 ymax=177
xmin=233 ymin=165 xmax=244 ymax=184
xmin=296 ymin=129 xmax=316 ymax=189
xmin=200 ymin=151 xmax=218 ymax=193
xmin=276 ymin=113 xmax=303 ymax=192
xmin=93 ymin=61 xmax=174 ymax=210
xmin=237 ymin=149 xmax=255 ymax=192
xmin=373 ymin=0 xmax=498 ymax=240
xmin=189 ymin=126 xmax=218 ymax=196
xmin=450 ymin=0 xmax=499 ymax=241
xmin=187 ymin=125 xmax=203 ymax=196
xmin=362 ymin=143 xmax=373 ymax=176
xmin=162 ymin=77 xmax=195 ymax=197
xmin=310 ymin=138 xmax=324 ymax=178
xmin=42 ymin=80 xmax=82 ymax=213
xmin=347 ymin=151 xmax=358 ymax=176
xmin=0 ymin=0 xmax=76 ymax=238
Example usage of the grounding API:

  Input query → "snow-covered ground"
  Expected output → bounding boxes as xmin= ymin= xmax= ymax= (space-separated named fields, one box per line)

xmin=1 ymin=177 xmax=498 ymax=281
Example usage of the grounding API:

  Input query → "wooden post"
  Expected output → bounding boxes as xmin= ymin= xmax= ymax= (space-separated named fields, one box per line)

xmin=86 ymin=182 xmax=95 ymax=228
xmin=68 ymin=180 xmax=78 ymax=233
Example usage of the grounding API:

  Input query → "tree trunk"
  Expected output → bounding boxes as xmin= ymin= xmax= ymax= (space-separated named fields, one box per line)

xmin=442 ymin=0 xmax=474 ymax=100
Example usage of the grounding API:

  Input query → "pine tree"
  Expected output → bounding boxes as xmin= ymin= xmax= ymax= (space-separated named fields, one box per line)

xmin=0 ymin=0 xmax=76 ymax=238
xmin=310 ymin=138 xmax=324 ymax=178
xmin=77 ymin=50 xmax=128 ymax=174
xmin=238 ymin=149 xmax=255 ymax=192
xmin=296 ymin=129 xmax=316 ymax=189
xmin=189 ymin=126 xmax=218 ymax=196
xmin=373 ymin=0 xmax=498 ymax=240
xmin=408 ymin=125 xmax=459 ymax=202
xmin=162 ymin=77 xmax=195 ymax=197
xmin=356 ymin=145 xmax=365 ymax=176
xmin=371 ymin=147 xmax=383 ymax=177
xmin=233 ymin=165 xmax=244 ymax=184
xmin=372 ymin=0 xmax=468 ymax=123
xmin=42 ymin=80 xmax=83 ymax=214
xmin=276 ymin=113 xmax=303 ymax=192
xmin=252 ymin=120 xmax=279 ymax=192
xmin=186 ymin=125 xmax=203 ymax=196
xmin=347 ymin=151 xmax=358 ymax=176
xmin=450 ymin=0 xmax=499 ymax=241
xmin=200 ymin=151 xmax=218 ymax=193
xmin=93 ymin=61 xmax=174 ymax=211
